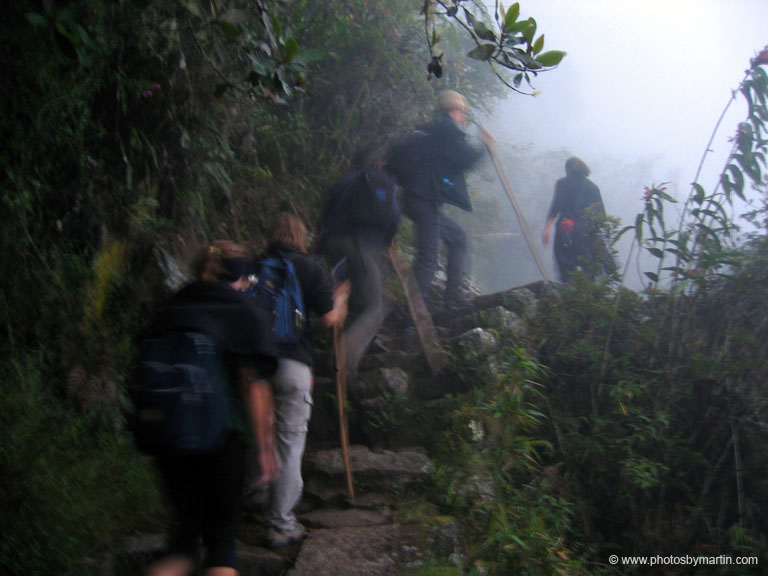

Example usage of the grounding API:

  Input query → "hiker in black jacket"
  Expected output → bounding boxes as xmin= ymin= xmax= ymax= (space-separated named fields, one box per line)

xmin=317 ymin=146 xmax=400 ymax=374
xmin=145 ymin=240 xmax=278 ymax=576
xmin=542 ymin=157 xmax=615 ymax=282
xmin=390 ymin=90 xmax=495 ymax=308
xmin=261 ymin=212 xmax=348 ymax=549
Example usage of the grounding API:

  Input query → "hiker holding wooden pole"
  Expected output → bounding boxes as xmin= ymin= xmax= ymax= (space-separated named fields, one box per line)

xmin=315 ymin=146 xmax=402 ymax=503
xmin=260 ymin=213 xmax=349 ymax=549
xmin=387 ymin=90 xmax=496 ymax=310
xmin=316 ymin=145 xmax=401 ymax=377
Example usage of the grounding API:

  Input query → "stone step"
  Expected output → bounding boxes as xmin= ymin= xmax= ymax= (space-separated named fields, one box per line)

xmin=286 ymin=521 xmax=460 ymax=576
xmin=303 ymin=445 xmax=433 ymax=503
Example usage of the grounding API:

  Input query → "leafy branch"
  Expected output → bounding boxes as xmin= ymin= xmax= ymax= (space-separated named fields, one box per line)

xmin=618 ymin=46 xmax=768 ymax=292
xmin=181 ymin=0 xmax=320 ymax=102
xmin=423 ymin=0 xmax=566 ymax=94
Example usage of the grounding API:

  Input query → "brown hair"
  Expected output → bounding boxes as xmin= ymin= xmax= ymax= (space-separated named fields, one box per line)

xmin=565 ymin=157 xmax=591 ymax=177
xmin=193 ymin=240 xmax=249 ymax=283
xmin=270 ymin=212 xmax=308 ymax=254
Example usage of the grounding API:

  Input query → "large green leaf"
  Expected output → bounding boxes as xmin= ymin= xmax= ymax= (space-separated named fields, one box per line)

xmin=463 ymin=7 xmax=476 ymax=27
xmin=515 ymin=52 xmax=541 ymax=69
xmin=467 ymin=44 xmax=496 ymax=61
xmin=536 ymin=50 xmax=566 ymax=67
xmin=691 ymin=182 xmax=706 ymax=205
xmin=473 ymin=21 xmax=498 ymax=42
xmin=507 ymin=19 xmax=532 ymax=33
xmin=249 ymin=55 xmax=275 ymax=77
xmin=635 ymin=213 xmax=644 ymax=243
xmin=285 ymin=37 xmax=299 ymax=60
xmin=532 ymin=34 xmax=545 ymax=55
xmin=727 ymin=164 xmax=746 ymax=200
xmin=720 ymin=173 xmax=733 ymax=197
xmin=522 ymin=18 xmax=537 ymax=43
xmin=214 ymin=19 xmax=242 ymax=39
xmin=25 ymin=12 xmax=48 ymax=28
xmin=504 ymin=2 xmax=520 ymax=31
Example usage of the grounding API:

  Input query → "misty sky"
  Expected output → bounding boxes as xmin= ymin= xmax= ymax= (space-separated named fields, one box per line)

xmin=474 ymin=0 xmax=767 ymax=288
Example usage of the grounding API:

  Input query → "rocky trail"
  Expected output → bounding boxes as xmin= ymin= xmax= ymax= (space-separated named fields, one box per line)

xmin=107 ymin=282 xmax=556 ymax=576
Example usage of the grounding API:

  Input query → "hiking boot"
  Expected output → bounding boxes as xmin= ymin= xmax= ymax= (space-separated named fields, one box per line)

xmin=266 ymin=524 xmax=307 ymax=549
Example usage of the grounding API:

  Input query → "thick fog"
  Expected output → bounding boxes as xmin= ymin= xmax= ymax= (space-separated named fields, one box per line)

xmin=465 ymin=0 xmax=768 ymax=291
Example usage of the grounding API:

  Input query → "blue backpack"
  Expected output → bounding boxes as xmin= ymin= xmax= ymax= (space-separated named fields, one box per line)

xmin=252 ymin=256 xmax=305 ymax=347
xmin=129 ymin=331 xmax=233 ymax=455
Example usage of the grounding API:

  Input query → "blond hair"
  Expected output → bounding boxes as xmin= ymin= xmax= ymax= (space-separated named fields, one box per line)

xmin=437 ymin=90 xmax=469 ymax=114
xmin=270 ymin=212 xmax=309 ymax=254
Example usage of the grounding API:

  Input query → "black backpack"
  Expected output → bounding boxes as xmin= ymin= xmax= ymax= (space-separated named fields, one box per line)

xmin=348 ymin=168 xmax=400 ymax=235
xmin=317 ymin=168 xmax=400 ymax=246
xmin=386 ymin=129 xmax=429 ymax=191
xmin=129 ymin=331 xmax=233 ymax=455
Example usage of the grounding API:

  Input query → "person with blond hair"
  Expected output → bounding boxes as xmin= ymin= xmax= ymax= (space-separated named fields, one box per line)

xmin=390 ymin=89 xmax=494 ymax=308
xmin=145 ymin=240 xmax=279 ymax=576
xmin=260 ymin=212 xmax=348 ymax=548
xmin=542 ymin=157 xmax=614 ymax=282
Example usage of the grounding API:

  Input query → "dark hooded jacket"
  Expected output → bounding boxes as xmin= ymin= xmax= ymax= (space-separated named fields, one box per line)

xmin=151 ymin=280 xmax=278 ymax=378
xmin=389 ymin=112 xmax=484 ymax=211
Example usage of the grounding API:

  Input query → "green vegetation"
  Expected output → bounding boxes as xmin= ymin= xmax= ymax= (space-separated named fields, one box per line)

xmin=426 ymin=254 xmax=767 ymax=573
xmin=2 ymin=2 xmax=545 ymax=572
xmin=422 ymin=49 xmax=768 ymax=574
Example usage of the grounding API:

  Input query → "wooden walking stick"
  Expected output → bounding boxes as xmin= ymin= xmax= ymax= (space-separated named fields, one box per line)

xmin=333 ymin=324 xmax=355 ymax=502
xmin=482 ymin=128 xmax=552 ymax=282
xmin=389 ymin=244 xmax=446 ymax=375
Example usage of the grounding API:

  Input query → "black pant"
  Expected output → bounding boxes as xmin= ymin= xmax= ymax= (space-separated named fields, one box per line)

xmin=155 ymin=433 xmax=247 ymax=569
xmin=403 ymin=194 xmax=467 ymax=305
xmin=554 ymin=229 xmax=615 ymax=282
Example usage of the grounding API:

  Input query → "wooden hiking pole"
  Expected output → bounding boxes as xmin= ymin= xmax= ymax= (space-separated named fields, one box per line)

xmin=482 ymin=128 xmax=552 ymax=282
xmin=333 ymin=324 xmax=355 ymax=502
xmin=389 ymin=245 xmax=446 ymax=375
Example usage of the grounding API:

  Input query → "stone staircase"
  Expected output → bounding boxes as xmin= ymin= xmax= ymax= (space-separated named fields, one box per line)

xmin=108 ymin=283 xmax=552 ymax=575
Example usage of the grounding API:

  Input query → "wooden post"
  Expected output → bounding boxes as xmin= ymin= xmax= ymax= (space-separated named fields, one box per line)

xmin=333 ymin=325 xmax=355 ymax=502
xmin=389 ymin=245 xmax=446 ymax=375
xmin=483 ymin=129 xmax=552 ymax=282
